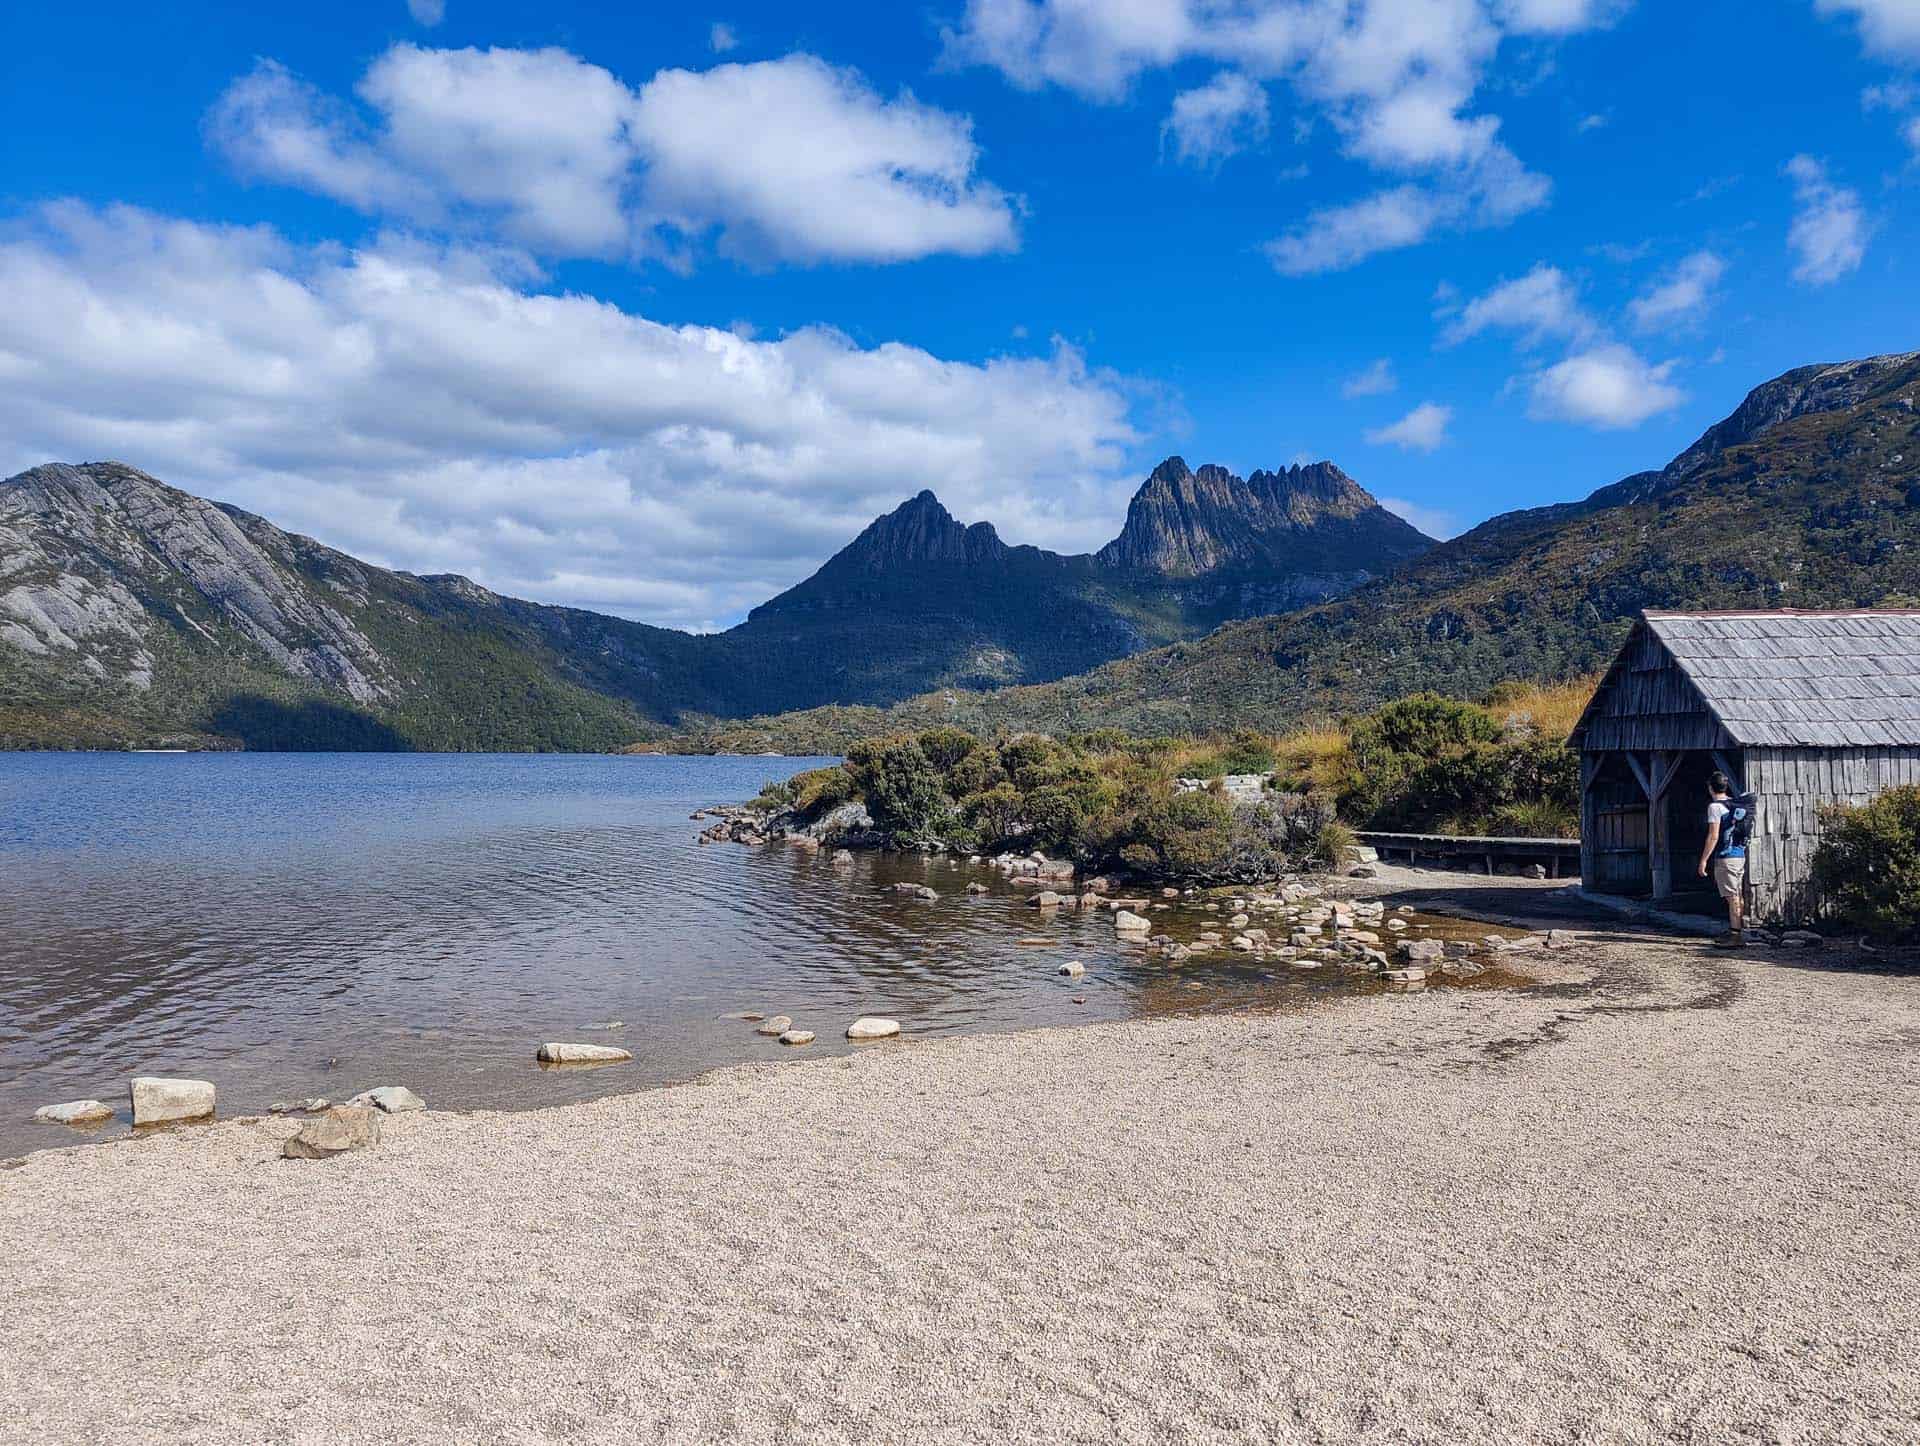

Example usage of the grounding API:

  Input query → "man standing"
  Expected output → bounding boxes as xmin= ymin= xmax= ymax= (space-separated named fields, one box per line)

xmin=1697 ymin=771 xmax=1750 ymax=946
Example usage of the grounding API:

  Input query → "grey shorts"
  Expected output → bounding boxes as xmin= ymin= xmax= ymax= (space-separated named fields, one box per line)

xmin=1712 ymin=856 xmax=1747 ymax=900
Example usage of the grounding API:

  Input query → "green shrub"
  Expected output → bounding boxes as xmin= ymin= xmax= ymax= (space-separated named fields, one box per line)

xmin=960 ymin=782 xmax=1025 ymax=844
xmin=998 ymin=733 xmax=1067 ymax=790
xmin=754 ymin=778 xmax=796 ymax=810
xmin=916 ymin=726 xmax=981 ymax=773
xmin=1812 ymin=787 xmax=1920 ymax=937
xmin=1123 ymin=790 xmax=1234 ymax=877
xmin=1310 ymin=818 xmax=1356 ymax=870
xmin=943 ymin=746 xmax=1006 ymax=797
xmin=788 ymin=765 xmax=855 ymax=817
xmin=845 ymin=735 xmax=951 ymax=843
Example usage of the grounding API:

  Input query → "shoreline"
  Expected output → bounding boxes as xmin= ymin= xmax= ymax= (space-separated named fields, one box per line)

xmin=6 ymin=899 xmax=1918 ymax=1442
xmin=4 ymin=865 xmax=1565 ymax=1166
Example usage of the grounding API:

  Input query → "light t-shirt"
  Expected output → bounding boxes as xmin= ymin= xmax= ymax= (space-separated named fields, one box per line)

xmin=1708 ymin=800 xmax=1746 ymax=858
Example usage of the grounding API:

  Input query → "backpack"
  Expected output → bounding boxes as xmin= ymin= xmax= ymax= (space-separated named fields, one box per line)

xmin=1717 ymin=793 xmax=1756 ymax=853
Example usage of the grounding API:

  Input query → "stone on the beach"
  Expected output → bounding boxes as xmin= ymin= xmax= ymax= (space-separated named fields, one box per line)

xmin=129 ymin=1076 xmax=215 ymax=1126
xmin=755 ymin=1015 xmax=793 ymax=1036
xmin=1398 ymin=938 xmax=1444 ymax=964
xmin=778 ymin=1030 xmax=816 ymax=1046
xmin=268 ymin=1098 xmax=330 ymax=1115
xmin=1383 ymin=967 xmax=1428 ymax=983
xmin=1441 ymin=961 xmax=1487 ymax=979
xmin=1113 ymin=909 xmax=1151 ymax=932
xmin=282 ymin=1105 xmax=381 ymax=1160
xmin=1058 ymin=960 xmax=1086 ymax=977
xmin=846 ymin=1017 xmax=901 ymax=1040
xmin=345 ymin=1085 xmax=425 ymax=1114
xmin=34 ymin=1099 xmax=113 ymax=1126
xmin=536 ymin=1042 xmax=634 ymax=1064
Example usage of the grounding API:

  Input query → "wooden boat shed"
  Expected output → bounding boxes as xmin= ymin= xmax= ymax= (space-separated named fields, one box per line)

xmin=1570 ymin=609 xmax=1920 ymax=922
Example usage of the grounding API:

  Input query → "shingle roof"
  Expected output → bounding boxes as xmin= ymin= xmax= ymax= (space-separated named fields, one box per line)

xmin=1644 ymin=610 xmax=1920 ymax=748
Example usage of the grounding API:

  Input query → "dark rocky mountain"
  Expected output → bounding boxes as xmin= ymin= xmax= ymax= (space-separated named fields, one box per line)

xmin=669 ymin=351 xmax=1920 ymax=750
xmin=1096 ymin=458 xmax=1426 ymax=577
xmin=1 ymin=452 xmax=1429 ymax=748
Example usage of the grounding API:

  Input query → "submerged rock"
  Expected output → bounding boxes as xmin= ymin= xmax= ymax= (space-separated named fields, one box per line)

xmin=283 ymin=1105 xmax=381 ymax=1160
xmin=345 ymin=1085 xmax=425 ymax=1114
xmin=846 ymin=1017 xmax=901 ymax=1040
xmin=1398 ymin=938 xmax=1444 ymax=964
xmin=755 ymin=1016 xmax=793 ymax=1037
xmin=536 ymin=1042 xmax=634 ymax=1064
xmin=34 ymin=1099 xmax=113 ymax=1127
xmin=267 ymin=1098 xmax=331 ymax=1115
xmin=130 ymin=1076 xmax=215 ymax=1126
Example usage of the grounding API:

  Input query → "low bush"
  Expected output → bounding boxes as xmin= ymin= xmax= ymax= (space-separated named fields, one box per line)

xmin=764 ymin=675 xmax=1592 ymax=878
xmin=1812 ymin=787 xmax=1920 ymax=938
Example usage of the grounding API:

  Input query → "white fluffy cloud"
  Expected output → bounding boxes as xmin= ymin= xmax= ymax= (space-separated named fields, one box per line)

xmin=1441 ymin=259 xmax=1688 ymax=429
xmin=1162 ymin=71 xmax=1270 ymax=166
xmin=946 ymin=0 xmax=1623 ymax=272
xmin=1627 ymin=250 xmax=1726 ymax=331
xmin=1442 ymin=263 xmax=1595 ymax=346
xmin=0 ymin=205 xmax=1139 ymax=630
xmin=1816 ymin=0 xmax=1920 ymax=59
xmin=1341 ymin=358 xmax=1399 ymax=397
xmin=207 ymin=46 xmax=1018 ymax=267
xmin=1366 ymin=401 xmax=1453 ymax=451
xmin=1528 ymin=344 xmax=1682 ymax=428
xmin=1784 ymin=154 xmax=1869 ymax=285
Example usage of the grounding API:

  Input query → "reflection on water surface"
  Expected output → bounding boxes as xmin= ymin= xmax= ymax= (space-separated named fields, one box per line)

xmin=0 ymin=753 xmax=1520 ymax=1156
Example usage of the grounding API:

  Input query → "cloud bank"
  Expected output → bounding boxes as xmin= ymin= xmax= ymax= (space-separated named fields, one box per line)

xmin=0 ymin=205 xmax=1140 ymax=630
xmin=208 ymin=46 xmax=1020 ymax=267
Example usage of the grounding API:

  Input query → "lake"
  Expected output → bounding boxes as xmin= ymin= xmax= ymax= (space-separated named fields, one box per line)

xmin=2 ymin=752 xmax=1437 ymax=1158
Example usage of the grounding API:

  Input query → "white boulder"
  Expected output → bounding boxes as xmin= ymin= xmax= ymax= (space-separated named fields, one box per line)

xmin=34 ymin=1099 xmax=113 ymax=1126
xmin=846 ymin=1017 xmax=901 ymax=1040
xmin=1113 ymin=909 xmax=1152 ymax=932
xmin=536 ymin=1042 xmax=633 ymax=1064
xmin=345 ymin=1085 xmax=425 ymax=1114
xmin=778 ymin=1030 xmax=816 ymax=1046
xmin=129 ymin=1076 xmax=215 ymax=1126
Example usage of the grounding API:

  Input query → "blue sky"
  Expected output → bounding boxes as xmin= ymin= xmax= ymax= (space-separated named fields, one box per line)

xmin=3 ymin=0 xmax=1917 ymax=628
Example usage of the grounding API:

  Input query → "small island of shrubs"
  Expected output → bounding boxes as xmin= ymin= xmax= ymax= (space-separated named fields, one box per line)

xmin=743 ymin=681 xmax=1588 ymax=883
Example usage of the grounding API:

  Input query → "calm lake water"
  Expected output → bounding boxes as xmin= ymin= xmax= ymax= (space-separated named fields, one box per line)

xmin=1 ymin=752 xmax=1452 ymax=1158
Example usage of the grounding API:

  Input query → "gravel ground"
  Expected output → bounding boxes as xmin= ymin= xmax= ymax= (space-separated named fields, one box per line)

xmin=4 ymin=912 xmax=1919 ymax=1445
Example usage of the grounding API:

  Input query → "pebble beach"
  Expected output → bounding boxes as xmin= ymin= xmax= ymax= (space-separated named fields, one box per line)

xmin=4 ymin=911 xmax=1917 ymax=1445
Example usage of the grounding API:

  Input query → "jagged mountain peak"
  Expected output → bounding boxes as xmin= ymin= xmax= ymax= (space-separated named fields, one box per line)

xmin=1095 ymin=456 xmax=1430 ymax=577
xmin=818 ymin=490 xmax=1009 ymax=574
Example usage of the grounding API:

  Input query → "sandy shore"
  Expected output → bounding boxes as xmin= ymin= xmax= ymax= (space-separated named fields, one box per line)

xmin=4 ymin=908 xmax=1919 ymax=1444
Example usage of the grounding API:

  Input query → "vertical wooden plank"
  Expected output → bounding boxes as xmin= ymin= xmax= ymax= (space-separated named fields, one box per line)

xmin=1650 ymin=748 xmax=1673 ymax=900
xmin=1579 ymin=751 xmax=1599 ymax=893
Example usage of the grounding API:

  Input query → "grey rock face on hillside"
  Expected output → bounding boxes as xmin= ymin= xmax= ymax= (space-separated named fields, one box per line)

xmin=1 ymin=462 xmax=389 ymax=700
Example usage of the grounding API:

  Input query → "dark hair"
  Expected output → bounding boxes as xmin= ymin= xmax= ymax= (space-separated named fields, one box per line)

xmin=1708 ymin=771 xmax=1732 ymax=795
